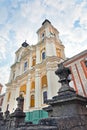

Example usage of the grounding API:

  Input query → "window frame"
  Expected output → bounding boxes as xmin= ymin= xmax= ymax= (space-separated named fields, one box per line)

xmin=24 ymin=61 xmax=28 ymax=71
xmin=43 ymin=91 xmax=47 ymax=104
xmin=42 ymin=51 xmax=46 ymax=60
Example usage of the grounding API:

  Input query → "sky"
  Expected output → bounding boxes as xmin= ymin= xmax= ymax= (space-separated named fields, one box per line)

xmin=0 ymin=0 xmax=87 ymax=93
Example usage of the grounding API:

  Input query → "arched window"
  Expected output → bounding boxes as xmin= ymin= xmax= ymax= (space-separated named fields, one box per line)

xmin=41 ymin=48 xmax=46 ymax=61
xmin=43 ymin=91 xmax=47 ymax=103
xmin=20 ymin=84 xmax=26 ymax=94
xmin=31 ymin=81 xmax=35 ymax=90
xmin=56 ymin=48 xmax=61 ymax=58
xmin=41 ymin=75 xmax=47 ymax=88
xmin=30 ymin=95 xmax=35 ymax=107
xmin=42 ymin=52 xmax=46 ymax=60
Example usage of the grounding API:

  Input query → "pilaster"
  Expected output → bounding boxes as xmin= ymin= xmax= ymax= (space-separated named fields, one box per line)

xmin=47 ymin=64 xmax=61 ymax=99
xmin=25 ymin=74 xmax=31 ymax=111
xmin=36 ymin=46 xmax=40 ymax=64
xmin=29 ymin=53 xmax=32 ymax=69
xmin=35 ymin=70 xmax=41 ymax=108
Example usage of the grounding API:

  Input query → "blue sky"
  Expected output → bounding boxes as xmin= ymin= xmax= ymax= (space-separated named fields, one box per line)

xmin=0 ymin=0 xmax=87 ymax=93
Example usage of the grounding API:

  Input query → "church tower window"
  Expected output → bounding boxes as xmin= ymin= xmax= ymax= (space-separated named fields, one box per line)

xmin=24 ymin=61 xmax=28 ymax=71
xmin=42 ymin=33 xmax=45 ymax=39
xmin=42 ymin=52 xmax=46 ymax=60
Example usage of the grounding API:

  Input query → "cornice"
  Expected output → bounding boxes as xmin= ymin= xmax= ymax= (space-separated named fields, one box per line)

xmin=64 ymin=49 xmax=87 ymax=66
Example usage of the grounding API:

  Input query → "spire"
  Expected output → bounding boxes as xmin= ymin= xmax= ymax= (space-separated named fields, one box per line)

xmin=42 ymin=19 xmax=51 ymax=25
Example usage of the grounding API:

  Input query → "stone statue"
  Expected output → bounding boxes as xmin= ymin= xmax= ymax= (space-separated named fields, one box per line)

xmin=16 ymin=94 xmax=24 ymax=111
xmin=55 ymin=63 xmax=71 ymax=85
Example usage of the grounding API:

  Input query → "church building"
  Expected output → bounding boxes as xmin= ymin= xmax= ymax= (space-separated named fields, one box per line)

xmin=2 ymin=20 xmax=65 ymax=123
xmin=3 ymin=19 xmax=87 ymax=124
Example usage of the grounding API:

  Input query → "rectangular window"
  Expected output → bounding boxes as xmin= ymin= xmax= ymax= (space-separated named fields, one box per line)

xmin=43 ymin=91 xmax=47 ymax=103
xmin=24 ymin=61 xmax=28 ymax=71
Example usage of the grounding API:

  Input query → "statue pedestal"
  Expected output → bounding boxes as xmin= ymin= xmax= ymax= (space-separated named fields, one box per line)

xmin=42 ymin=64 xmax=87 ymax=130
xmin=10 ymin=95 xmax=26 ymax=128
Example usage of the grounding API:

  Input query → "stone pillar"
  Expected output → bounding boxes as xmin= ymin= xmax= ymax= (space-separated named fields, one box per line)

xmin=2 ymin=92 xmax=9 ymax=113
xmin=9 ymin=86 xmax=16 ymax=113
xmin=13 ymin=85 xmax=20 ymax=111
xmin=47 ymin=65 xmax=60 ymax=99
xmin=29 ymin=53 xmax=32 ymax=69
xmin=20 ymin=61 xmax=23 ymax=74
xmin=36 ymin=46 xmax=40 ymax=64
xmin=10 ymin=95 xmax=25 ymax=128
xmin=35 ymin=70 xmax=41 ymax=108
xmin=25 ymin=74 xmax=31 ymax=111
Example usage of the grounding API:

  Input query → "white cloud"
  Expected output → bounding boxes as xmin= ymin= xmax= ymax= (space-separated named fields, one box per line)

xmin=0 ymin=6 xmax=8 ymax=24
xmin=0 ymin=0 xmax=87 ymax=93
xmin=0 ymin=37 xmax=7 ymax=60
xmin=0 ymin=65 xmax=10 ymax=93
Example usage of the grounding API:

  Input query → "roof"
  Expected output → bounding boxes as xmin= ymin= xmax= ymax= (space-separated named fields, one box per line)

xmin=64 ymin=49 xmax=87 ymax=65
xmin=42 ymin=19 xmax=51 ymax=25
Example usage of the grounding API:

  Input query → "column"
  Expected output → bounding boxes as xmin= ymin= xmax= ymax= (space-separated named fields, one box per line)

xmin=20 ymin=61 xmax=23 ymax=75
xmin=47 ymin=66 xmax=61 ymax=99
xmin=9 ymin=85 xmax=16 ymax=113
xmin=29 ymin=53 xmax=32 ymax=69
xmin=25 ymin=74 xmax=31 ymax=111
xmin=36 ymin=46 xmax=40 ymax=64
xmin=35 ymin=70 xmax=41 ymax=109
xmin=2 ymin=92 xmax=9 ymax=113
xmin=13 ymin=84 xmax=20 ymax=111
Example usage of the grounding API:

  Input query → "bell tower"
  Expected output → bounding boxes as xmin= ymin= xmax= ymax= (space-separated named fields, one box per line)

xmin=37 ymin=19 xmax=65 ymax=59
xmin=37 ymin=19 xmax=59 ymax=42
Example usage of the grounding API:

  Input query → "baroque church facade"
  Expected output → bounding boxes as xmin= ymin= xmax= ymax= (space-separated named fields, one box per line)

xmin=2 ymin=20 xmax=65 ymax=117
xmin=2 ymin=20 xmax=87 ymax=123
